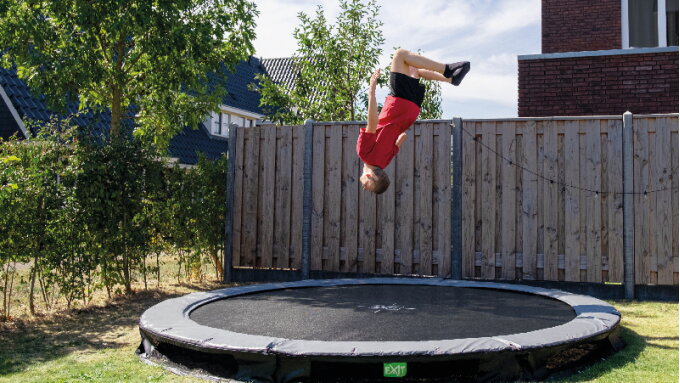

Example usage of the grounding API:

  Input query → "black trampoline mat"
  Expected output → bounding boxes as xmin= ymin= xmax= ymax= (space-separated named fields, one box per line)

xmin=189 ymin=285 xmax=576 ymax=342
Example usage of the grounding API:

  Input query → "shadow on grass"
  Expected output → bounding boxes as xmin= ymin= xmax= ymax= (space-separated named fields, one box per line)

xmin=548 ymin=326 xmax=647 ymax=382
xmin=0 ymin=289 xmax=187 ymax=376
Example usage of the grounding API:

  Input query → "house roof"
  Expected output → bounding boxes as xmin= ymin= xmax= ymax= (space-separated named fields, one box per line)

xmin=0 ymin=57 xmax=267 ymax=164
xmin=260 ymin=57 xmax=298 ymax=90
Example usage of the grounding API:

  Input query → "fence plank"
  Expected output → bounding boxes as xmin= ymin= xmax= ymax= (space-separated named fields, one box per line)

xmin=584 ymin=120 xmax=602 ymax=282
xmin=241 ymin=126 xmax=260 ymax=267
xmin=522 ymin=121 xmax=538 ymax=280
xmin=462 ymin=121 xmax=476 ymax=279
xmin=359 ymin=174 xmax=376 ymax=273
xmin=656 ymin=118 xmax=673 ymax=284
xmin=646 ymin=119 xmax=659 ymax=284
xmin=311 ymin=125 xmax=326 ymax=271
xmin=481 ymin=121 xmax=497 ymax=279
xmin=634 ymin=117 xmax=650 ymax=284
xmin=231 ymin=126 xmax=245 ymax=267
xmin=501 ymin=121 xmax=517 ymax=279
xmin=274 ymin=127 xmax=293 ymax=268
xmin=259 ymin=125 xmax=276 ymax=268
xmin=395 ymin=124 xmax=415 ymax=274
xmin=607 ymin=119 xmax=624 ymax=282
xmin=564 ymin=120 xmax=580 ymax=281
xmin=290 ymin=126 xmax=304 ymax=268
xmin=417 ymin=123 xmax=434 ymax=275
xmin=379 ymin=151 xmax=396 ymax=274
xmin=436 ymin=122 xmax=452 ymax=277
xmin=326 ymin=126 xmax=342 ymax=271
xmin=672 ymin=128 xmax=679 ymax=284
xmin=343 ymin=125 xmax=360 ymax=272
xmin=543 ymin=121 xmax=559 ymax=281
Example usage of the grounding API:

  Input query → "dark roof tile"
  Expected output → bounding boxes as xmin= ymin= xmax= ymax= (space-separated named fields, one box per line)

xmin=0 ymin=56 xmax=268 ymax=163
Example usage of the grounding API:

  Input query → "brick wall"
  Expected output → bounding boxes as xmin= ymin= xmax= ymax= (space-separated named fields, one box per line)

xmin=518 ymin=51 xmax=679 ymax=117
xmin=543 ymin=0 xmax=621 ymax=53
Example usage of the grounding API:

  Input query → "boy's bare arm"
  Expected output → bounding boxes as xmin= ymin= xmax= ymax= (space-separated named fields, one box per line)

xmin=396 ymin=132 xmax=407 ymax=147
xmin=366 ymin=69 xmax=380 ymax=134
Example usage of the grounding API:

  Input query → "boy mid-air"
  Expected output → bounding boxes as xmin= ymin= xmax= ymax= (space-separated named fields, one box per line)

xmin=356 ymin=48 xmax=470 ymax=194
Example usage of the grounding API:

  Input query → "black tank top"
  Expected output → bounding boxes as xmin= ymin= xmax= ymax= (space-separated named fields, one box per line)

xmin=389 ymin=72 xmax=425 ymax=108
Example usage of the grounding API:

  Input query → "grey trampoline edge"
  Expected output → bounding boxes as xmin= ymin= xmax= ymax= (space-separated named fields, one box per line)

xmin=138 ymin=278 xmax=621 ymax=358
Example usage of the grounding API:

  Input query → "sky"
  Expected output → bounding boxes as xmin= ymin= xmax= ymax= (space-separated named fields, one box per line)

xmin=251 ymin=0 xmax=542 ymax=119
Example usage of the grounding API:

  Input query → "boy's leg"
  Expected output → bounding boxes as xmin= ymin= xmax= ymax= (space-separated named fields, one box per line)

xmin=391 ymin=48 xmax=470 ymax=85
xmin=417 ymin=69 xmax=449 ymax=82
xmin=391 ymin=48 xmax=445 ymax=75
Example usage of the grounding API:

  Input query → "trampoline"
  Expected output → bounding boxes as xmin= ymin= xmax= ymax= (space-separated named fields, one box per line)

xmin=138 ymin=278 xmax=622 ymax=382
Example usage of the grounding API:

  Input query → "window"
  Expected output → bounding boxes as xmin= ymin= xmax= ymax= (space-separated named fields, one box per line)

xmin=668 ymin=0 xmax=679 ymax=45
xmin=207 ymin=111 xmax=220 ymax=135
xmin=625 ymin=0 xmax=679 ymax=47
xmin=220 ymin=113 xmax=230 ymax=136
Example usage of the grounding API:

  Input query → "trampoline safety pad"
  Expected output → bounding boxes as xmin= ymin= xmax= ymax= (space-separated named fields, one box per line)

xmin=137 ymin=278 xmax=623 ymax=383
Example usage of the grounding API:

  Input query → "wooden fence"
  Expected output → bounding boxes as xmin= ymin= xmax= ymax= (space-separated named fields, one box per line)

xmin=226 ymin=114 xmax=678 ymax=287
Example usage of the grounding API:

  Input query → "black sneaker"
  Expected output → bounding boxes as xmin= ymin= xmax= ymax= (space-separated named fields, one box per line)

xmin=450 ymin=61 xmax=470 ymax=86
xmin=444 ymin=61 xmax=470 ymax=86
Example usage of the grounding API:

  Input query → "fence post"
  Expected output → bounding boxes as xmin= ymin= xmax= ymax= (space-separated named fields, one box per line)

xmin=450 ymin=117 xmax=463 ymax=279
xmin=301 ymin=120 xmax=314 ymax=279
xmin=622 ymin=112 xmax=635 ymax=299
xmin=223 ymin=124 xmax=238 ymax=283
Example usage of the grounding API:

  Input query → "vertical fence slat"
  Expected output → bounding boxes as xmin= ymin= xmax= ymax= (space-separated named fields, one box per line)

xmin=522 ymin=121 xmax=538 ymax=280
xmin=311 ymin=124 xmax=325 ymax=271
xmin=481 ymin=121 xmax=496 ymax=279
xmin=437 ymin=122 xmax=452 ymax=278
xmin=656 ymin=118 xmax=673 ymax=284
xmin=291 ymin=126 xmax=304 ymax=269
xmin=274 ymin=127 xmax=293 ymax=268
xmin=607 ymin=119 xmax=624 ymax=283
xmin=231 ymin=126 xmax=245 ymax=268
xmin=259 ymin=125 xmax=276 ymax=268
xmin=501 ymin=121 xmax=517 ymax=279
xmin=646 ymin=119 xmax=659 ymax=284
xmin=584 ymin=120 xmax=602 ymax=282
xmin=379 ymin=154 xmax=396 ymax=275
xmin=395 ymin=124 xmax=415 ymax=274
xmin=672 ymin=126 xmax=679 ymax=285
xmin=462 ymin=121 xmax=476 ymax=279
xmin=634 ymin=117 xmax=650 ymax=284
xmin=417 ymin=123 xmax=434 ymax=275
xmin=242 ymin=126 xmax=260 ymax=267
xmin=359 ymin=173 xmax=376 ymax=273
xmin=326 ymin=126 xmax=342 ymax=271
xmin=564 ymin=121 xmax=580 ymax=281
xmin=343 ymin=125 xmax=360 ymax=272
xmin=543 ymin=122 xmax=559 ymax=281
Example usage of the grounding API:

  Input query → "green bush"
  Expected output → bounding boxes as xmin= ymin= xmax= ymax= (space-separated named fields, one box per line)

xmin=0 ymin=121 xmax=228 ymax=319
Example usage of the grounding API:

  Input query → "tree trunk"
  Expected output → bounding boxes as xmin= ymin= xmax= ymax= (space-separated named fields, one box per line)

xmin=28 ymin=261 xmax=37 ymax=315
xmin=211 ymin=248 xmax=223 ymax=280
xmin=156 ymin=251 xmax=161 ymax=287
xmin=110 ymin=39 xmax=125 ymax=140
xmin=110 ymin=85 xmax=122 ymax=140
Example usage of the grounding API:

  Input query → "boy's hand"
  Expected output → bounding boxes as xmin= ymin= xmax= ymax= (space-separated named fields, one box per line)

xmin=370 ymin=68 xmax=380 ymax=90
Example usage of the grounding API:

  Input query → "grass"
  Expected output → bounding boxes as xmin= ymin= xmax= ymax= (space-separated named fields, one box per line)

xmin=0 ymin=274 xmax=677 ymax=383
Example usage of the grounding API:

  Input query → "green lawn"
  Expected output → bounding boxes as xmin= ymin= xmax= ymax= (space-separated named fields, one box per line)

xmin=0 ymin=289 xmax=677 ymax=383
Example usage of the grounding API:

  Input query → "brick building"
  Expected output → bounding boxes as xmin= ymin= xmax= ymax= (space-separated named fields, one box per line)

xmin=518 ymin=0 xmax=679 ymax=116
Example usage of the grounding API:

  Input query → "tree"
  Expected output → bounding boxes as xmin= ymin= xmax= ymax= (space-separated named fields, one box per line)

xmin=0 ymin=0 xmax=258 ymax=146
xmin=256 ymin=0 xmax=384 ymax=124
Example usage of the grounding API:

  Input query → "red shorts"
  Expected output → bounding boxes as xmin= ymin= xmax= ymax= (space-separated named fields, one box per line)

xmin=356 ymin=96 xmax=420 ymax=169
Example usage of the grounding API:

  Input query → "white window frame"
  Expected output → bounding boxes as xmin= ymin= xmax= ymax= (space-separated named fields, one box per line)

xmin=622 ymin=0 xmax=671 ymax=48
